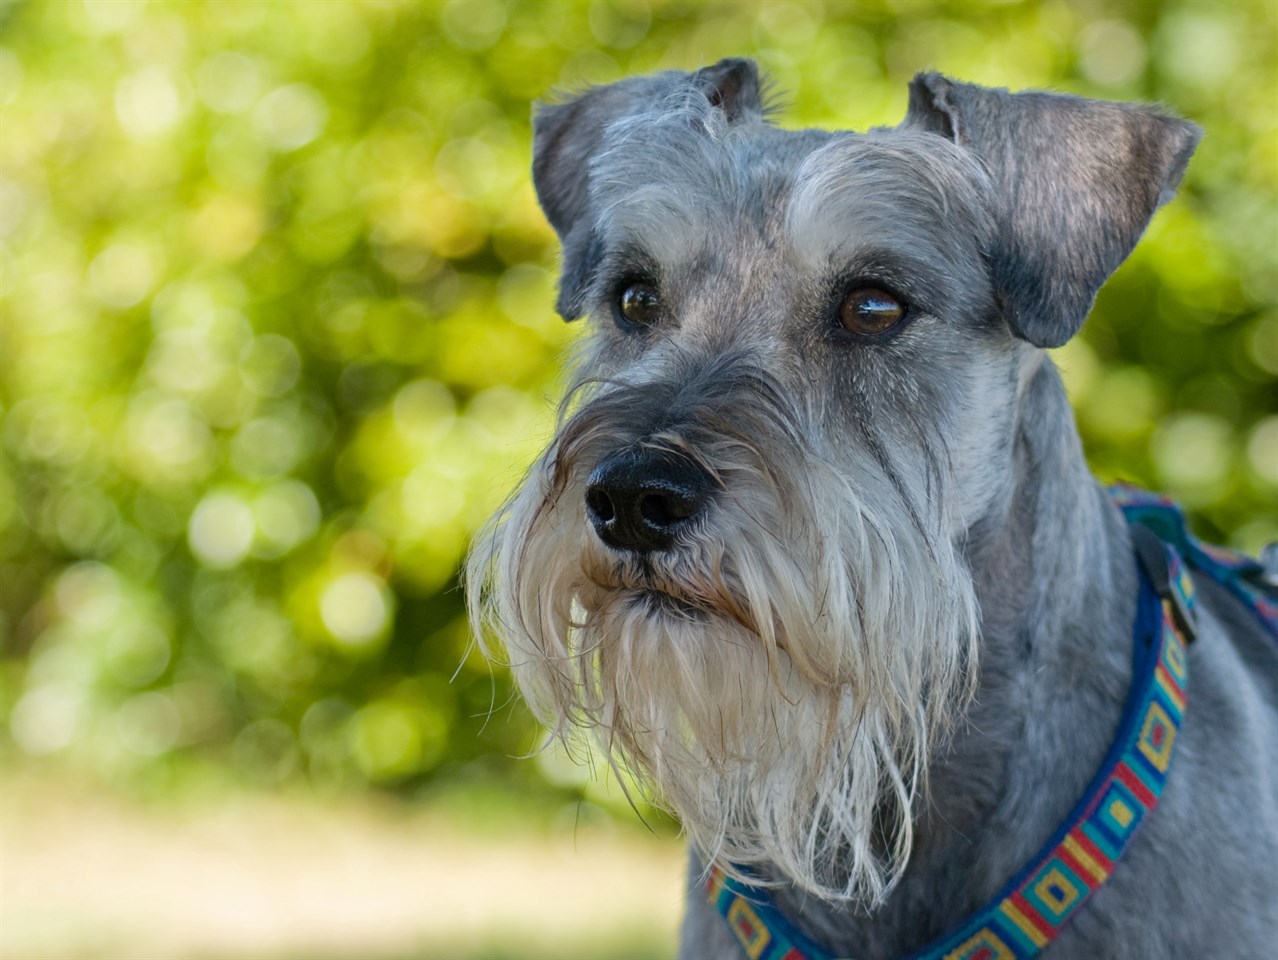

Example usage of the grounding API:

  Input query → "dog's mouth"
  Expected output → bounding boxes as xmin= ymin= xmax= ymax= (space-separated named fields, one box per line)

xmin=580 ymin=548 xmax=759 ymax=630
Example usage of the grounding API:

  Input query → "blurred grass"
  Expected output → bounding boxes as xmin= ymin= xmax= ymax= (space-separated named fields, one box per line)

xmin=0 ymin=1 xmax=1275 ymax=955
xmin=2 ymin=762 xmax=683 ymax=960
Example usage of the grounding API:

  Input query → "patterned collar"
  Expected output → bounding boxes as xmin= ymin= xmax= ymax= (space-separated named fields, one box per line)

xmin=706 ymin=487 xmax=1277 ymax=960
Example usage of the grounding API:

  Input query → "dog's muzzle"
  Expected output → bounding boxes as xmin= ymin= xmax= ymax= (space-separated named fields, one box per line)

xmin=584 ymin=448 xmax=715 ymax=553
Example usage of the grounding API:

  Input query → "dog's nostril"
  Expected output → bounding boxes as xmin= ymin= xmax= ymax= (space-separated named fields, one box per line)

xmin=638 ymin=490 xmax=700 ymax=526
xmin=586 ymin=487 xmax=616 ymax=523
xmin=639 ymin=493 xmax=674 ymax=527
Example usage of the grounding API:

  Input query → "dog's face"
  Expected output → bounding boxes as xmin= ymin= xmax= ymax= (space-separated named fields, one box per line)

xmin=468 ymin=61 xmax=1198 ymax=902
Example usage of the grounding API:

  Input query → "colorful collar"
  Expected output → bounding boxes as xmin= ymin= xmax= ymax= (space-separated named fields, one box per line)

xmin=706 ymin=486 xmax=1270 ymax=960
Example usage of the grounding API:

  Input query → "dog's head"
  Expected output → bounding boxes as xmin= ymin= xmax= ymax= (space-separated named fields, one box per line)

xmin=468 ymin=60 xmax=1198 ymax=902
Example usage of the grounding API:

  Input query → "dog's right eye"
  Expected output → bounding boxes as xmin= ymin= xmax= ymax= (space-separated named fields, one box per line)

xmin=616 ymin=281 xmax=661 ymax=329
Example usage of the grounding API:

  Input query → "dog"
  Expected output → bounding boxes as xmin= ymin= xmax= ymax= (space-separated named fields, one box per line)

xmin=467 ymin=59 xmax=1278 ymax=959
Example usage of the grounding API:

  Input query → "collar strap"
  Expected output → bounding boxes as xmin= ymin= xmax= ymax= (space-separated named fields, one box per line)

xmin=708 ymin=505 xmax=1196 ymax=960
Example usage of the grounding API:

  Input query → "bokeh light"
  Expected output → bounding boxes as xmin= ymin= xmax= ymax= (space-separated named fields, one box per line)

xmin=0 ymin=0 xmax=1274 ymax=860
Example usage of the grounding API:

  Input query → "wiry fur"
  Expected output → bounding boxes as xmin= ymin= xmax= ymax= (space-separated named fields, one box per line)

xmin=467 ymin=60 xmax=1278 ymax=959
xmin=470 ymin=346 xmax=979 ymax=901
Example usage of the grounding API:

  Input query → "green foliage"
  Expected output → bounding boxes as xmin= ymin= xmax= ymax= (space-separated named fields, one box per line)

xmin=1 ymin=0 xmax=1274 ymax=796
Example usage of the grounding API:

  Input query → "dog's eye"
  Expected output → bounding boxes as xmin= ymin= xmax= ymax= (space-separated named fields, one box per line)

xmin=617 ymin=281 xmax=661 ymax=328
xmin=839 ymin=288 xmax=906 ymax=336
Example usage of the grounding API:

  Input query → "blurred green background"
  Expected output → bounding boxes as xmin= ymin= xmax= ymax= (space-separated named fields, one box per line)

xmin=1 ymin=0 xmax=1275 ymax=957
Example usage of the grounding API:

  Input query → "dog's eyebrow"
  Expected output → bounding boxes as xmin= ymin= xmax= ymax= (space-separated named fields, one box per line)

xmin=583 ymin=243 xmax=664 ymax=305
xmin=596 ymin=181 xmax=721 ymax=258
xmin=596 ymin=243 xmax=660 ymax=281
xmin=786 ymin=134 xmax=992 ymax=272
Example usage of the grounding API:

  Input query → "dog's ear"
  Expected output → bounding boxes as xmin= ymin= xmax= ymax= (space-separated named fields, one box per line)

xmin=533 ymin=58 xmax=765 ymax=320
xmin=691 ymin=57 xmax=767 ymax=125
xmin=903 ymin=73 xmax=1200 ymax=349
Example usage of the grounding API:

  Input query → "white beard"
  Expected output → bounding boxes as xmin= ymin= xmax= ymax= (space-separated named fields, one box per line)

xmin=468 ymin=400 xmax=980 ymax=905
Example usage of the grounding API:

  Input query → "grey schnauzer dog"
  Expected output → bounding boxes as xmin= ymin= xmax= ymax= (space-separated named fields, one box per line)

xmin=468 ymin=59 xmax=1278 ymax=958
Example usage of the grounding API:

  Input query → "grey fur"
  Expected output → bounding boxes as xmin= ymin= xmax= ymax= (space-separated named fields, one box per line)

xmin=472 ymin=60 xmax=1278 ymax=959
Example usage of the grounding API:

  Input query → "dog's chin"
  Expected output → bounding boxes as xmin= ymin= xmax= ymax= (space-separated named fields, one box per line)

xmin=573 ymin=590 xmax=880 ymax=899
xmin=624 ymin=587 xmax=712 ymax=622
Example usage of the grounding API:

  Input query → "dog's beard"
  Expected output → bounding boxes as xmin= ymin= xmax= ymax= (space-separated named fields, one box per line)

xmin=468 ymin=400 xmax=979 ymax=905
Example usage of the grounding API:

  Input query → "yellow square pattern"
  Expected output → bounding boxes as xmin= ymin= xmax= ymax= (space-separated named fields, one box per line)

xmin=1109 ymin=797 xmax=1134 ymax=828
xmin=1033 ymin=866 xmax=1080 ymax=914
xmin=727 ymin=898 xmax=771 ymax=960
xmin=1138 ymin=701 xmax=1176 ymax=772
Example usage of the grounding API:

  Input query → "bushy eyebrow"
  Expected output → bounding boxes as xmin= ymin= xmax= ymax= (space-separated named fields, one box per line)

xmin=786 ymin=133 xmax=993 ymax=266
xmin=585 ymin=243 xmax=664 ymax=304
xmin=593 ymin=185 xmax=719 ymax=262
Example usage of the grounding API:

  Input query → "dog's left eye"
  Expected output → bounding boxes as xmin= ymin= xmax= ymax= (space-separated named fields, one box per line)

xmin=617 ymin=281 xmax=661 ymax=328
xmin=839 ymin=288 xmax=906 ymax=336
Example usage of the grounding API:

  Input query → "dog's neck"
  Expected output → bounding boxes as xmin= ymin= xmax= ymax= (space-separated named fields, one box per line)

xmin=775 ymin=357 xmax=1138 ymax=957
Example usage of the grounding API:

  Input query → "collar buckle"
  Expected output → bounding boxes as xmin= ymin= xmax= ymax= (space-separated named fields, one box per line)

xmin=1131 ymin=524 xmax=1197 ymax=644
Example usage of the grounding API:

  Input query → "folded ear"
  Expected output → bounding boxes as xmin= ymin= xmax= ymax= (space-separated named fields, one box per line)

xmin=903 ymin=73 xmax=1201 ymax=348
xmin=532 ymin=58 xmax=766 ymax=319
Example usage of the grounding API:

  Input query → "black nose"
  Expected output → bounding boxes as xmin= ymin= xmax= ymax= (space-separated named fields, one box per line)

xmin=585 ymin=448 xmax=714 ymax=553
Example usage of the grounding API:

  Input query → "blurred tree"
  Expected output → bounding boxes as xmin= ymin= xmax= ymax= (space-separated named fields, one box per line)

xmin=0 ymin=0 xmax=1274 ymax=797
